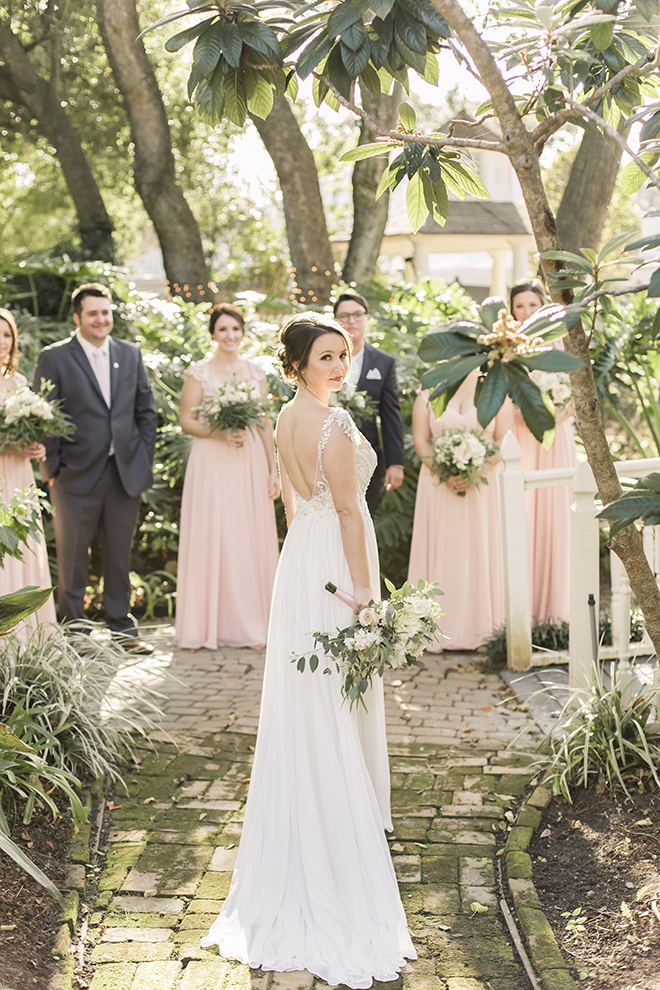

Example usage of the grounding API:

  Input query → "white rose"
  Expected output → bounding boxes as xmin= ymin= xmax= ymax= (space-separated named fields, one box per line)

xmin=358 ymin=607 xmax=378 ymax=627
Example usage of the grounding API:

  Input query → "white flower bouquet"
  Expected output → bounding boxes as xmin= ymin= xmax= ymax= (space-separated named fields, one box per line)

xmin=329 ymin=385 xmax=378 ymax=426
xmin=428 ymin=428 xmax=497 ymax=496
xmin=292 ymin=579 xmax=444 ymax=710
xmin=195 ymin=377 xmax=268 ymax=436
xmin=0 ymin=379 xmax=75 ymax=451
xmin=529 ymin=370 xmax=572 ymax=409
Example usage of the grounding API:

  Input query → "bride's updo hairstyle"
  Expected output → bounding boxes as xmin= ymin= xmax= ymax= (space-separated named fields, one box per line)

xmin=208 ymin=302 xmax=245 ymax=337
xmin=278 ymin=312 xmax=352 ymax=385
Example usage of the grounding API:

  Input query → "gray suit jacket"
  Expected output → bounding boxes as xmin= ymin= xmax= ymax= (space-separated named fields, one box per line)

xmin=34 ymin=335 xmax=158 ymax=497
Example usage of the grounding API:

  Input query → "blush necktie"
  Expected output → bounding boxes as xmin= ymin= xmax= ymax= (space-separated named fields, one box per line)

xmin=93 ymin=348 xmax=111 ymax=407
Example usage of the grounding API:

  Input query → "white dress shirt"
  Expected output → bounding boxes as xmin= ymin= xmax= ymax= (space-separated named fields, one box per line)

xmin=76 ymin=330 xmax=113 ymax=453
xmin=346 ymin=345 xmax=365 ymax=389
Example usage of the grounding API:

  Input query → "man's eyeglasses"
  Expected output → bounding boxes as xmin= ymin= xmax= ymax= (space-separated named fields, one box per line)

xmin=336 ymin=310 xmax=367 ymax=324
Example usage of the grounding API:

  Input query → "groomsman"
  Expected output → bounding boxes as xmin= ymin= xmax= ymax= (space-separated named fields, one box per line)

xmin=34 ymin=283 xmax=158 ymax=651
xmin=333 ymin=291 xmax=405 ymax=514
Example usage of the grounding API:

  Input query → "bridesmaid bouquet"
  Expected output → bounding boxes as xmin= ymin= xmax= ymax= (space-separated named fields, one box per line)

xmin=329 ymin=385 xmax=378 ymax=426
xmin=428 ymin=428 xmax=497 ymax=495
xmin=0 ymin=379 xmax=74 ymax=451
xmin=196 ymin=378 xmax=268 ymax=436
xmin=292 ymin=579 xmax=444 ymax=710
xmin=529 ymin=370 xmax=572 ymax=409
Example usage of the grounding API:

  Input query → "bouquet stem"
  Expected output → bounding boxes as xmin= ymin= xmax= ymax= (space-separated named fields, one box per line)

xmin=325 ymin=581 xmax=358 ymax=613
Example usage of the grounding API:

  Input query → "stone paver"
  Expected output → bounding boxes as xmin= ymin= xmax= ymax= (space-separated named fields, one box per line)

xmin=86 ymin=629 xmax=539 ymax=990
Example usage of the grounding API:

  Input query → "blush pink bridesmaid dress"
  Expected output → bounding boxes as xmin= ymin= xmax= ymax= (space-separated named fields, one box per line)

xmin=513 ymin=408 xmax=578 ymax=622
xmin=0 ymin=373 xmax=56 ymax=629
xmin=175 ymin=359 xmax=279 ymax=649
xmin=407 ymin=383 xmax=511 ymax=651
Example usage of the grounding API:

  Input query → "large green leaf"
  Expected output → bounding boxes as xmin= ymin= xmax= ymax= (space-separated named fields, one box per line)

xmin=0 ymin=724 xmax=36 ymax=754
xmin=219 ymin=22 xmax=243 ymax=68
xmin=341 ymin=20 xmax=368 ymax=51
xmin=421 ymin=353 xmax=486 ymax=393
xmin=0 ymin=831 xmax=64 ymax=907
xmin=520 ymin=303 xmax=583 ymax=339
xmin=421 ymin=50 xmax=439 ymax=85
xmin=441 ymin=159 xmax=490 ymax=199
xmin=518 ymin=350 xmax=584 ymax=372
xmin=245 ymin=68 xmax=275 ymax=119
xmin=0 ymin=587 xmax=54 ymax=635
xmin=340 ymin=38 xmax=371 ymax=75
xmin=480 ymin=297 xmax=507 ymax=330
xmin=327 ymin=0 xmax=366 ymax=36
xmin=370 ymin=0 xmax=396 ymax=16
xmin=620 ymin=154 xmax=659 ymax=194
xmin=369 ymin=16 xmax=394 ymax=69
xmin=400 ymin=0 xmax=451 ymax=38
xmin=236 ymin=19 xmax=281 ymax=61
xmin=340 ymin=141 xmax=397 ymax=162
xmin=475 ymin=362 xmax=508 ymax=428
xmin=224 ymin=69 xmax=248 ymax=125
xmin=298 ymin=31 xmax=335 ymax=77
xmin=398 ymin=101 xmax=416 ymax=131
xmin=504 ymin=364 xmax=555 ymax=443
xmin=599 ymin=485 xmax=660 ymax=536
xmin=393 ymin=5 xmax=428 ymax=54
xmin=418 ymin=331 xmax=481 ymax=363
xmin=406 ymin=172 xmax=428 ymax=233
xmin=648 ymin=268 xmax=660 ymax=298
xmin=165 ymin=17 xmax=215 ymax=52
xmin=591 ymin=20 xmax=614 ymax=50
xmin=192 ymin=24 xmax=223 ymax=74
xmin=195 ymin=61 xmax=226 ymax=123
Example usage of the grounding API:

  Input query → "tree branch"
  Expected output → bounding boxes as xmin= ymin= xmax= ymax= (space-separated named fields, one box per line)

xmin=315 ymin=72 xmax=504 ymax=153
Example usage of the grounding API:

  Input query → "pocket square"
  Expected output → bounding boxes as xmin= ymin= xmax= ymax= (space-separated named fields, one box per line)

xmin=366 ymin=368 xmax=382 ymax=380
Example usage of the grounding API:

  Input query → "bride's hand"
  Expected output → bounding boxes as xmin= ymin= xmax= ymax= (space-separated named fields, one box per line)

xmin=353 ymin=586 xmax=373 ymax=614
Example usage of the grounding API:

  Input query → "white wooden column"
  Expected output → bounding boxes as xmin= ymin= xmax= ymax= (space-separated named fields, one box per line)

xmin=569 ymin=462 xmax=599 ymax=691
xmin=610 ymin=548 xmax=632 ymax=662
xmin=499 ymin=431 xmax=532 ymax=670
xmin=512 ymin=242 xmax=529 ymax=282
xmin=489 ymin=248 xmax=508 ymax=299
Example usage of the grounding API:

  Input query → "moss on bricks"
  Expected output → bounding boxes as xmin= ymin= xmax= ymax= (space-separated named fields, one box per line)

xmin=508 ymin=878 xmax=542 ymax=911
xmin=106 ymin=841 xmax=147 ymax=869
xmin=504 ymin=827 xmax=534 ymax=854
xmin=127 ymin=960 xmax=182 ymax=990
xmin=98 ymin=865 xmax=129 ymax=892
xmin=515 ymin=906 xmax=556 ymax=941
xmin=540 ymin=969 xmax=580 ymax=990
xmin=61 ymin=890 xmax=79 ymax=933
xmin=527 ymin=930 xmax=570 ymax=971
xmin=516 ymin=805 xmax=542 ymax=830
xmin=70 ymin=821 xmax=91 ymax=864
xmin=527 ymin=785 xmax=552 ymax=809
xmin=195 ymin=871 xmax=232 ymax=899
xmin=91 ymin=942 xmax=173 ymax=964
xmin=177 ymin=959 xmax=234 ymax=989
xmin=421 ymin=856 xmax=458 ymax=883
xmin=88 ymin=962 xmax=137 ymax=990
xmin=52 ymin=923 xmax=71 ymax=959
xmin=505 ymin=851 xmax=533 ymax=880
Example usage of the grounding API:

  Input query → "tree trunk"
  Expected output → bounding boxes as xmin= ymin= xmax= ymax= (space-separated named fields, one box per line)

xmin=0 ymin=24 xmax=115 ymax=261
xmin=342 ymin=84 xmax=401 ymax=285
xmin=251 ymin=98 xmax=336 ymax=305
xmin=433 ymin=0 xmax=660 ymax=655
xmin=97 ymin=0 xmax=211 ymax=303
xmin=556 ymin=123 xmax=625 ymax=254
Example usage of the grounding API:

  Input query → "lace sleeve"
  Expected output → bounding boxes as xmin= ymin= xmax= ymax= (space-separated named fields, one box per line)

xmin=318 ymin=407 xmax=359 ymax=456
xmin=186 ymin=361 xmax=209 ymax=384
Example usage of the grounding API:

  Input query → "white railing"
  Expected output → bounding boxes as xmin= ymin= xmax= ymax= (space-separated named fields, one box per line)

xmin=499 ymin=430 xmax=660 ymax=691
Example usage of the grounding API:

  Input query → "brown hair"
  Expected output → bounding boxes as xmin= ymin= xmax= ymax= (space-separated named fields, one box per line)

xmin=71 ymin=282 xmax=112 ymax=316
xmin=0 ymin=308 xmax=18 ymax=377
xmin=278 ymin=312 xmax=352 ymax=383
xmin=509 ymin=279 xmax=547 ymax=313
xmin=208 ymin=303 xmax=245 ymax=337
xmin=333 ymin=290 xmax=369 ymax=317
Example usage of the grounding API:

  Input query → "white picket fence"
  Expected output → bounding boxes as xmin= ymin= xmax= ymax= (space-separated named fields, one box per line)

xmin=499 ymin=430 xmax=660 ymax=692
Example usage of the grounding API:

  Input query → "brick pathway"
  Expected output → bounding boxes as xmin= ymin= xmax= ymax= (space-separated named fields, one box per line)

xmin=85 ymin=628 xmax=540 ymax=990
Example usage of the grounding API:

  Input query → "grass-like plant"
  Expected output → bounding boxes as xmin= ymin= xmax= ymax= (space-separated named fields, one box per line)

xmin=545 ymin=660 xmax=660 ymax=802
xmin=0 ymin=621 xmax=168 ymax=792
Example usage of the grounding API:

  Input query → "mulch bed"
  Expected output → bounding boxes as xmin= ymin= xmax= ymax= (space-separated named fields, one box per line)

xmin=0 ymin=803 xmax=70 ymax=990
xmin=530 ymin=784 xmax=660 ymax=990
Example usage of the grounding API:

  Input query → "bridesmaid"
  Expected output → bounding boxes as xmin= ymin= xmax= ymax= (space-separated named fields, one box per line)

xmin=0 ymin=308 xmax=56 ymax=626
xmin=407 ymin=371 xmax=514 ymax=651
xmin=510 ymin=280 xmax=578 ymax=622
xmin=175 ymin=303 xmax=279 ymax=649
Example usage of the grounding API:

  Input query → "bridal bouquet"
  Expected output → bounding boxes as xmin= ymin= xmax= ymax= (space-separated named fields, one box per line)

xmin=292 ymin=579 xmax=444 ymax=710
xmin=0 ymin=379 xmax=75 ymax=451
xmin=529 ymin=370 xmax=572 ymax=409
xmin=196 ymin=377 xmax=268 ymax=436
xmin=329 ymin=385 xmax=378 ymax=426
xmin=428 ymin=428 xmax=497 ymax=495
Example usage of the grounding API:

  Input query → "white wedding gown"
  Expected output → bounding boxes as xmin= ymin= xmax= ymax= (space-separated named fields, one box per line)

xmin=202 ymin=408 xmax=416 ymax=987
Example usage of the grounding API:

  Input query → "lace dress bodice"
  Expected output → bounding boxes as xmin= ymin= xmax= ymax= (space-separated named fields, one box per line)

xmin=293 ymin=407 xmax=377 ymax=521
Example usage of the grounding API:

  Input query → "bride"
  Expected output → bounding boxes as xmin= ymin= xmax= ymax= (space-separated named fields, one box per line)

xmin=201 ymin=313 xmax=416 ymax=987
